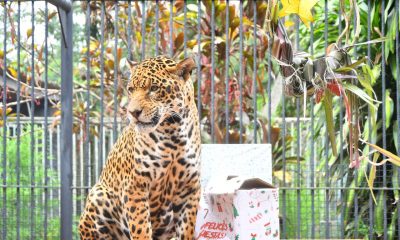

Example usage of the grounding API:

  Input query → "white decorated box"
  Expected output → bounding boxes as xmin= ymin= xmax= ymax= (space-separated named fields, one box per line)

xmin=195 ymin=176 xmax=279 ymax=240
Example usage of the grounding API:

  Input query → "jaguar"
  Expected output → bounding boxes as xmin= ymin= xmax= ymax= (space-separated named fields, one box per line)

xmin=79 ymin=56 xmax=201 ymax=240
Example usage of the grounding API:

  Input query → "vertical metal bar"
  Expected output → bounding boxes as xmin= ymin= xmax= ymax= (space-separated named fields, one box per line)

xmin=280 ymin=15 xmax=287 ymax=237
xmin=16 ymin=2 xmax=21 ymax=239
xmin=267 ymin=34 xmax=272 ymax=144
xmin=60 ymin=6 xmax=73 ymax=240
xmin=88 ymin=133 xmax=92 ymax=185
xmin=57 ymin=123 xmax=61 ymax=213
xmin=49 ymin=125 xmax=54 ymax=220
xmin=197 ymin=0 xmax=201 ymax=124
xmin=324 ymin=121 xmax=330 ymax=237
xmin=1 ymin=2 xmax=7 ymax=239
xmin=239 ymin=0 xmax=243 ymax=143
xmin=102 ymin=128 xmax=106 ymax=166
xmin=395 ymin=0 xmax=400 ymax=237
xmin=281 ymin=77 xmax=287 ymax=235
xmin=290 ymin=125 xmax=295 ymax=155
xmin=99 ymin=0 xmax=105 ymax=176
xmin=323 ymin=1 xmax=330 ymax=238
xmin=141 ymin=0 xmax=145 ymax=60
xmin=155 ymin=0 xmax=159 ymax=56
xmin=42 ymin=124 xmax=46 ymax=236
xmin=47 ymin=0 xmax=72 ymax=12
xmin=310 ymin=18 xmax=315 ymax=239
xmin=127 ymin=0 xmax=132 ymax=60
xmin=381 ymin=1 xmax=387 ymax=239
xmin=296 ymin=13 xmax=301 ymax=239
xmin=80 ymin=128 xmax=84 ymax=202
xmin=352 ymin=10 xmax=359 ymax=239
xmin=85 ymin=0 xmax=91 ymax=195
xmin=296 ymin=106 xmax=301 ymax=237
xmin=225 ymin=0 xmax=229 ymax=143
xmin=183 ymin=0 xmax=187 ymax=58
xmin=110 ymin=129 xmax=114 ymax=154
xmin=44 ymin=2 xmax=49 ymax=239
xmin=395 ymin=0 xmax=400 ymax=235
xmin=72 ymin=129 xmax=78 ymax=217
xmin=338 ymin=3 xmax=342 ymax=46
xmin=367 ymin=0 xmax=374 ymax=237
xmin=211 ymin=0 xmax=215 ymax=143
xmin=30 ymin=1 xmax=36 ymax=238
xmin=94 ymin=129 xmax=99 ymax=180
xmin=295 ymin=15 xmax=301 ymax=239
xmin=113 ymin=1 xmax=119 ymax=143
xmin=169 ymin=0 xmax=173 ymax=57
xmin=252 ymin=0 xmax=257 ymax=143
xmin=338 ymin=2 xmax=345 ymax=237
xmin=281 ymin=74 xmax=287 ymax=234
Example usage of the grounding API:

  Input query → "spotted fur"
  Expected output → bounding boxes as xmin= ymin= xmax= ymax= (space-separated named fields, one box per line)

xmin=79 ymin=56 xmax=201 ymax=239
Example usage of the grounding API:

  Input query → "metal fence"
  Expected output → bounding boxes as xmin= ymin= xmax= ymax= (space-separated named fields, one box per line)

xmin=0 ymin=0 xmax=399 ymax=239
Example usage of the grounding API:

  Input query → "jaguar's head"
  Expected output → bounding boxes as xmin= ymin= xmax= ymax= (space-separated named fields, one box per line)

xmin=126 ymin=56 xmax=196 ymax=132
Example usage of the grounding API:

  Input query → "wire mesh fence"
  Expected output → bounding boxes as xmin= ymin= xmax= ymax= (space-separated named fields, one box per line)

xmin=0 ymin=0 xmax=399 ymax=239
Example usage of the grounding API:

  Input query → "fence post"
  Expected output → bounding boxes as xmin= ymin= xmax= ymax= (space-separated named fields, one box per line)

xmin=59 ymin=5 xmax=73 ymax=240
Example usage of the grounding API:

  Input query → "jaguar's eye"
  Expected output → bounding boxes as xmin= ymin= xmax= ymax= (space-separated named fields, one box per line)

xmin=127 ymin=86 xmax=134 ymax=92
xmin=150 ymin=85 xmax=159 ymax=92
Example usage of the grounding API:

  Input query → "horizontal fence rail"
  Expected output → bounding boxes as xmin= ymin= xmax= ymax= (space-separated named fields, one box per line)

xmin=0 ymin=0 xmax=399 ymax=239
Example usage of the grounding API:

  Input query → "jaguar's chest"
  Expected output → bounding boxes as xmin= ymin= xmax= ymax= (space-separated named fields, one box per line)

xmin=134 ymin=133 xmax=200 ymax=183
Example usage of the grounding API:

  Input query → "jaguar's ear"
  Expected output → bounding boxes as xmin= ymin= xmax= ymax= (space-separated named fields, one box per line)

xmin=175 ymin=57 xmax=197 ymax=81
xmin=127 ymin=59 xmax=138 ymax=70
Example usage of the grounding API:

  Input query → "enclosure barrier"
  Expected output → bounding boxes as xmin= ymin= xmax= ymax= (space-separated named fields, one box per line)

xmin=0 ymin=0 xmax=399 ymax=239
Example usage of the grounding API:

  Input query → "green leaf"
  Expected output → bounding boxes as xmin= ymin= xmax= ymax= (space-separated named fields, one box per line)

xmin=174 ymin=12 xmax=197 ymax=21
xmin=390 ymin=55 xmax=398 ymax=81
xmin=334 ymin=66 xmax=356 ymax=73
xmin=283 ymin=156 xmax=306 ymax=163
xmin=347 ymin=57 xmax=367 ymax=69
xmin=215 ymin=2 xmax=226 ymax=16
xmin=384 ymin=0 xmax=394 ymax=22
xmin=27 ymin=28 xmax=32 ymax=38
xmin=322 ymin=90 xmax=337 ymax=156
xmin=385 ymin=90 xmax=393 ymax=129
xmin=358 ymin=65 xmax=375 ymax=94
xmin=342 ymin=82 xmax=380 ymax=110
xmin=371 ymin=64 xmax=381 ymax=85
xmin=394 ymin=120 xmax=399 ymax=152
xmin=270 ymin=0 xmax=279 ymax=24
xmin=343 ymin=37 xmax=389 ymax=48
xmin=388 ymin=207 xmax=398 ymax=239
xmin=364 ymin=141 xmax=400 ymax=166
xmin=374 ymin=191 xmax=384 ymax=236
xmin=364 ymin=153 xmax=378 ymax=205
xmin=392 ymin=167 xmax=399 ymax=204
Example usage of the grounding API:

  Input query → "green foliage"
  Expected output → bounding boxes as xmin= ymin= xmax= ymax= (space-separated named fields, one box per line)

xmin=283 ymin=190 xmax=325 ymax=238
xmin=0 ymin=130 xmax=60 ymax=239
xmin=283 ymin=0 xmax=399 ymax=238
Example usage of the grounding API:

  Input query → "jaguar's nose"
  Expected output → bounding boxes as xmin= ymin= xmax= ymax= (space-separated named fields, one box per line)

xmin=130 ymin=109 xmax=143 ymax=119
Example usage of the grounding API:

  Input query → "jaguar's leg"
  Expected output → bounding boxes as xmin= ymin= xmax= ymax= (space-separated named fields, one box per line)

xmin=79 ymin=184 xmax=129 ymax=240
xmin=123 ymin=182 xmax=153 ymax=239
xmin=174 ymin=185 xmax=201 ymax=240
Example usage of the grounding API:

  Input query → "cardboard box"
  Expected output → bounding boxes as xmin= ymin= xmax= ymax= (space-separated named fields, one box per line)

xmin=195 ymin=176 xmax=279 ymax=240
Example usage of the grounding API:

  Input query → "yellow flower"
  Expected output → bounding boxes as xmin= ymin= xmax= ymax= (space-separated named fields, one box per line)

xmin=279 ymin=0 xmax=319 ymax=27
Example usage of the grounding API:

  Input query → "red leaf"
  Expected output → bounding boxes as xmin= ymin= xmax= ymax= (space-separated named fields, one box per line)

xmin=315 ymin=89 xmax=324 ymax=103
xmin=326 ymin=82 xmax=342 ymax=96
